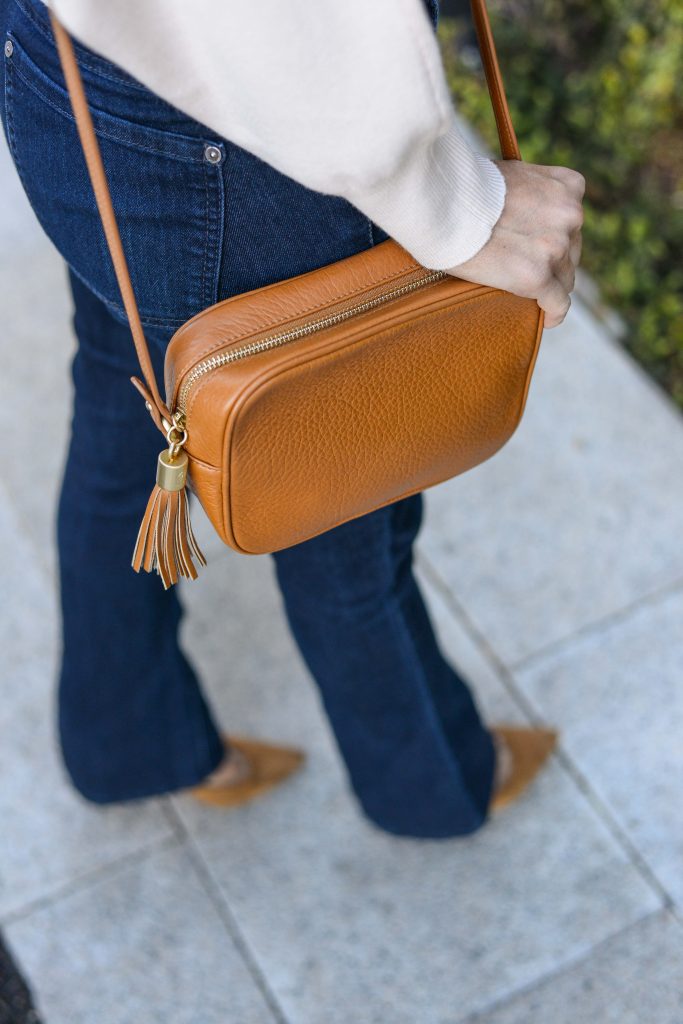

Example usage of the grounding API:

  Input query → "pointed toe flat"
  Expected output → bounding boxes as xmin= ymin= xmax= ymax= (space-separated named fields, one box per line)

xmin=489 ymin=724 xmax=558 ymax=814
xmin=189 ymin=734 xmax=306 ymax=808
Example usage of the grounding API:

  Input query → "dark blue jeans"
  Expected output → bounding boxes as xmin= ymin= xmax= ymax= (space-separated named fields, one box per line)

xmin=1 ymin=0 xmax=495 ymax=837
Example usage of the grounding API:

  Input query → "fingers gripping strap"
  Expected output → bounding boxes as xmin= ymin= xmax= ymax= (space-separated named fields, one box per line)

xmin=48 ymin=9 xmax=172 ymax=426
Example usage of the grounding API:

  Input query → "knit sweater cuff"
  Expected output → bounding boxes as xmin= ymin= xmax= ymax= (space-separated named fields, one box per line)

xmin=345 ymin=115 xmax=507 ymax=271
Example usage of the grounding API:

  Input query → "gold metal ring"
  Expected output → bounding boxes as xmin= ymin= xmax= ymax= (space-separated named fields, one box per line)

xmin=165 ymin=424 xmax=188 ymax=447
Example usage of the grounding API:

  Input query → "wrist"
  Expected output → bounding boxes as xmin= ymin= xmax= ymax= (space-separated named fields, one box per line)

xmin=345 ymin=116 xmax=507 ymax=269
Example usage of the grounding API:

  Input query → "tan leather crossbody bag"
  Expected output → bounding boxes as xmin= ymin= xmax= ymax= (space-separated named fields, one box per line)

xmin=49 ymin=2 xmax=544 ymax=589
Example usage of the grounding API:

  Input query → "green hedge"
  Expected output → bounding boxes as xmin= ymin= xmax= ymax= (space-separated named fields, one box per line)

xmin=439 ymin=0 xmax=683 ymax=408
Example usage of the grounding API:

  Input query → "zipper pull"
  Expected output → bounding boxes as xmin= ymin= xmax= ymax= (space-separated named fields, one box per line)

xmin=131 ymin=411 xmax=207 ymax=588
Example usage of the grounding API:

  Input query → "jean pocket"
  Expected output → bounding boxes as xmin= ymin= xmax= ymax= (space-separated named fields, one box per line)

xmin=3 ymin=25 xmax=225 ymax=328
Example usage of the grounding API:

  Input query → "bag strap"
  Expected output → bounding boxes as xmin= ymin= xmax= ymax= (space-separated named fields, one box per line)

xmin=49 ymin=10 xmax=171 ymax=431
xmin=469 ymin=0 xmax=521 ymax=162
xmin=49 ymin=1 xmax=520 ymax=431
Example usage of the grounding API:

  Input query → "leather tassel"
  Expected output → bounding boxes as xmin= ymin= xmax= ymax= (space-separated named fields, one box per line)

xmin=132 ymin=448 xmax=206 ymax=589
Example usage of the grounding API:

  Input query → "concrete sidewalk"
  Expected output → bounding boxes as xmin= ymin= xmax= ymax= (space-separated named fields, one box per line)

xmin=1 ymin=131 xmax=683 ymax=1024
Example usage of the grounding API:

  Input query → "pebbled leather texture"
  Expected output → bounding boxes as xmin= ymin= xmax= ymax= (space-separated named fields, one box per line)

xmin=50 ymin=0 xmax=546 ymax=562
xmin=168 ymin=240 xmax=544 ymax=552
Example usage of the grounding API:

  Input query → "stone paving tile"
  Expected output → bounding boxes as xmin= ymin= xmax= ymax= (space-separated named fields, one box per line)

xmin=420 ymin=299 xmax=683 ymax=666
xmin=0 ymin=135 xmax=74 ymax=574
xmin=173 ymin=558 xmax=661 ymax=1024
xmin=5 ymin=843 xmax=279 ymax=1024
xmin=0 ymin=491 xmax=174 ymax=920
xmin=0 ymin=244 xmax=73 ymax=576
xmin=465 ymin=910 xmax=683 ymax=1024
xmin=513 ymin=585 xmax=683 ymax=909
xmin=3 ymin=123 xmax=681 ymax=1024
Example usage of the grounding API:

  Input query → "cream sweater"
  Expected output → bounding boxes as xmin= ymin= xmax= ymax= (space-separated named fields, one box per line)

xmin=48 ymin=0 xmax=506 ymax=270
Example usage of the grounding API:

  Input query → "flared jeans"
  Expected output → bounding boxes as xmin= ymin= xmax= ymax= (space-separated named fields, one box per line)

xmin=1 ymin=0 xmax=495 ymax=837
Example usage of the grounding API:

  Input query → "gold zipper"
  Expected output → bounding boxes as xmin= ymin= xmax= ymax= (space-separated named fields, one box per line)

xmin=175 ymin=268 xmax=447 ymax=416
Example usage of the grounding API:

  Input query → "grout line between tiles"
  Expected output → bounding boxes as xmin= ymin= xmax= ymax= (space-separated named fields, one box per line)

xmin=163 ymin=798 xmax=292 ymax=1024
xmin=455 ymin=906 xmax=678 ymax=1024
xmin=507 ymin=574 xmax=683 ymax=673
xmin=668 ymin=903 xmax=683 ymax=929
xmin=416 ymin=551 xmax=677 ymax=912
xmin=0 ymin=827 xmax=180 ymax=928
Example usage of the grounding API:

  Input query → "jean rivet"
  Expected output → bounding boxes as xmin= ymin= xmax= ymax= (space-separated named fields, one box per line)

xmin=4 ymin=39 xmax=14 ymax=58
xmin=203 ymin=144 xmax=222 ymax=165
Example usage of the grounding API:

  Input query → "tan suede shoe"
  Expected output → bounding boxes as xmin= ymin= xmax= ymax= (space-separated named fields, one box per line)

xmin=189 ymin=734 xmax=306 ymax=808
xmin=489 ymin=724 xmax=558 ymax=813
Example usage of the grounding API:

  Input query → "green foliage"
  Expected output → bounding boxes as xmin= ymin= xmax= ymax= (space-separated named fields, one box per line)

xmin=439 ymin=0 xmax=683 ymax=407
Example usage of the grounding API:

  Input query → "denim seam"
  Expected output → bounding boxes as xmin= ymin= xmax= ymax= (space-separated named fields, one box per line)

xmin=12 ymin=0 xmax=149 ymax=90
xmin=381 ymin=598 xmax=484 ymax=828
xmin=177 ymin=658 xmax=225 ymax=788
xmin=67 ymin=318 xmax=155 ymax=381
xmin=391 ymin=510 xmax=487 ymax=825
xmin=211 ymin=157 xmax=226 ymax=306
xmin=4 ymin=55 xmax=34 ymax=241
xmin=201 ymin=155 xmax=225 ymax=309
xmin=306 ymin=504 xmax=482 ymax=832
xmin=64 ymin=262 xmax=191 ymax=329
xmin=6 ymin=49 xmax=212 ymax=329
xmin=200 ymin=152 xmax=210 ymax=307
xmin=9 ymin=39 xmax=204 ymax=165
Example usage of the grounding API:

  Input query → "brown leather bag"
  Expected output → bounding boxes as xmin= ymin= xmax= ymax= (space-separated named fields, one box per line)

xmin=49 ymin=2 xmax=544 ymax=589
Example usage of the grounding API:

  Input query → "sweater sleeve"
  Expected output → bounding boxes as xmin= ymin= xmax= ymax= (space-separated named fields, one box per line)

xmin=50 ymin=0 xmax=506 ymax=270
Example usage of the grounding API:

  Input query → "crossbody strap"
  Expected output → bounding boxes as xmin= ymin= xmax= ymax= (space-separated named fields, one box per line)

xmin=49 ymin=11 xmax=172 ymax=430
xmin=49 ymin=1 xmax=520 ymax=432
xmin=470 ymin=0 xmax=521 ymax=163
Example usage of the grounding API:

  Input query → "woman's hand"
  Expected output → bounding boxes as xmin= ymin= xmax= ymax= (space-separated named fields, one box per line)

xmin=446 ymin=160 xmax=585 ymax=329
